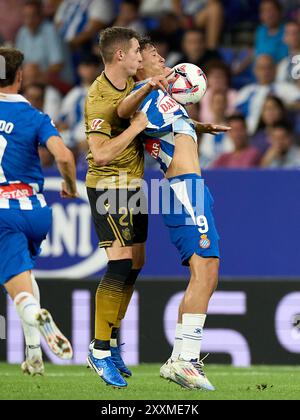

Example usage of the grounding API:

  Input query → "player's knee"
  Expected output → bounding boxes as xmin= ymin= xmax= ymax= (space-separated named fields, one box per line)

xmin=106 ymin=259 xmax=133 ymax=279
xmin=191 ymin=257 xmax=219 ymax=292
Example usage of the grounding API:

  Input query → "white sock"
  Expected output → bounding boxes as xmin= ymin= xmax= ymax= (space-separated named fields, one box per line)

xmin=93 ymin=349 xmax=111 ymax=359
xmin=21 ymin=275 xmax=42 ymax=360
xmin=14 ymin=292 xmax=41 ymax=327
xmin=171 ymin=323 xmax=182 ymax=361
xmin=180 ymin=314 xmax=206 ymax=362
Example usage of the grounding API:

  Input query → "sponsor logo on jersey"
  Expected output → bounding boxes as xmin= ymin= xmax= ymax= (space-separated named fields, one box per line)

xmin=158 ymin=95 xmax=180 ymax=114
xmin=91 ymin=119 xmax=104 ymax=130
xmin=199 ymin=234 xmax=211 ymax=249
xmin=0 ymin=183 xmax=33 ymax=199
xmin=145 ymin=138 xmax=160 ymax=159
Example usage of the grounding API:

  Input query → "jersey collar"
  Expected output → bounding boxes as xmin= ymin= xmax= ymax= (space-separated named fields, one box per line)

xmin=0 ymin=93 xmax=29 ymax=103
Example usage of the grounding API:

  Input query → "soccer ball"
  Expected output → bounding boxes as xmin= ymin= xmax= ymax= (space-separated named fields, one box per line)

xmin=169 ymin=63 xmax=208 ymax=106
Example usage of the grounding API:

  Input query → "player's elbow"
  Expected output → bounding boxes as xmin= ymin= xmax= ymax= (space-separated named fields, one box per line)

xmin=117 ymin=104 xmax=131 ymax=120
xmin=93 ymin=153 xmax=111 ymax=167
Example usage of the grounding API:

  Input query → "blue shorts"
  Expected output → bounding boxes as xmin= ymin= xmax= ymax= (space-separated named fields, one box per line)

xmin=160 ymin=173 xmax=220 ymax=266
xmin=0 ymin=207 xmax=52 ymax=286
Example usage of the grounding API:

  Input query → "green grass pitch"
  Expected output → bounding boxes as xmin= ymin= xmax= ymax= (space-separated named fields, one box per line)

xmin=0 ymin=363 xmax=300 ymax=400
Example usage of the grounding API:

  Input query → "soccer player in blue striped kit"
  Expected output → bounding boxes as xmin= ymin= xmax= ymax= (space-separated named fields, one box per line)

xmin=0 ymin=48 xmax=77 ymax=375
xmin=118 ymin=39 xmax=230 ymax=391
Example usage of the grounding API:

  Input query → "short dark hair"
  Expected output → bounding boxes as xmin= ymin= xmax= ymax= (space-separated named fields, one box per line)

xmin=0 ymin=48 xmax=24 ymax=88
xmin=271 ymin=122 xmax=292 ymax=133
xmin=99 ymin=27 xmax=140 ymax=64
xmin=122 ymin=0 xmax=140 ymax=9
xmin=227 ymin=113 xmax=247 ymax=126
xmin=206 ymin=60 xmax=232 ymax=85
xmin=139 ymin=36 xmax=154 ymax=52
xmin=183 ymin=28 xmax=205 ymax=39
xmin=261 ymin=0 xmax=282 ymax=13
xmin=24 ymin=0 xmax=43 ymax=12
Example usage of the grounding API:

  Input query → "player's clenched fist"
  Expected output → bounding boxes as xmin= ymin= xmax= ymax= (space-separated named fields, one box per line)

xmin=60 ymin=181 xmax=78 ymax=199
xmin=130 ymin=111 xmax=149 ymax=132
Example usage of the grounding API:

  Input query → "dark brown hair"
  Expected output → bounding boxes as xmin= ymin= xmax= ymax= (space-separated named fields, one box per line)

xmin=0 ymin=48 xmax=24 ymax=88
xmin=99 ymin=27 xmax=140 ymax=64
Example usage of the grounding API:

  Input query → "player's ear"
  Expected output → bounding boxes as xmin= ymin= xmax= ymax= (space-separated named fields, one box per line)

xmin=116 ymin=49 xmax=125 ymax=62
xmin=16 ymin=69 xmax=23 ymax=87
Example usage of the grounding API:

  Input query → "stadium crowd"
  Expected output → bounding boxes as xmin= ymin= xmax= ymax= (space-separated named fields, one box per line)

xmin=1 ymin=0 xmax=300 ymax=169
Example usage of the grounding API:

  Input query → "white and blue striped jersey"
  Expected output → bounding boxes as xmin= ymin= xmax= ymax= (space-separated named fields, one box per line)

xmin=134 ymin=82 xmax=197 ymax=173
xmin=0 ymin=93 xmax=60 ymax=210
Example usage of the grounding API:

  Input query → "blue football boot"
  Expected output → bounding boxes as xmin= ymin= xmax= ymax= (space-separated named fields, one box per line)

xmin=110 ymin=345 xmax=132 ymax=378
xmin=87 ymin=352 xmax=127 ymax=388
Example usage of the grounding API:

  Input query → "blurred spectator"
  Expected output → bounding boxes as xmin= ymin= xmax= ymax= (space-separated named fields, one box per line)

xmin=23 ymin=82 xmax=45 ymax=110
xmin=255 ymin=0 xmax=288 ymax=63
xmin=235 ymin=54 xmax=300 ymax=134
xmin=156 ymin=12 xmax=184 ymax=53
xmin=139 ymin=0 xmax=172 ymax=17
xmin=212 ymin=114 xmax=261 ymax=168
xmin=170 ymin=1 xmax=224 ymax=49
xmin=251 ymin=95 xmax=289 ymax=154
xmin=277 ymin=21 xmax=300 ymax=84
xmin=190 ymin=0 xmax=224 ymax=50
xmin=55 ymin=0 xmax=114 ymax=49
xmin=22 ymin=82 xmax=55 ymax=167
xmin=22 ymin=62 xmax=62 ymax=120
xmin=199 ymin=61 xmax=237 ymax=123
xmin=0 ymin=0 xmax=24 ymax=44
xmin=43 ymin=0 xmax=62 ymax=19
xmin=114 ymin=0 xmax=146 ymax=35
xmin=200 ymin=91 xmax=234 ymax=168
xmin=56 ymin=54 xmax=100 ymax=160
xmin=175 ymin=29 xmax=221 ymax=72
xmin=261 ymin=123 xmax=300 ymax=168
xmin=16 ymin=0 xmax=64 ymax=80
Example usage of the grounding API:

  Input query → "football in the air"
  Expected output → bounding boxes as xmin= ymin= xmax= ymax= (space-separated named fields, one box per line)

xmin=169 ymin=63 xmax=208 ymax=105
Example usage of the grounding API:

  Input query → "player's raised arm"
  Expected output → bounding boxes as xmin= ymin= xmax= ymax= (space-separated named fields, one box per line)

xmin=46 ymin=136 xmax=78 ymax=198
xmin=88 ymin=112 xmax=148 ymax=166
xmin=117 ymin=75 xmax=169 ymax=120
xmin=193 ymin=121 xmax=231 ymax=136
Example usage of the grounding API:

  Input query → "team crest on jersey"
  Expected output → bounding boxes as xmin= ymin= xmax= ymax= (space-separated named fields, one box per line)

xmin=91 ymin=119 xmax=104 ymax=130
xmin=200 ymin=234 xmax=211 ymax=249
xmin=122 ymin=228 xmax=131 ymax=242
xmin=158 ymin=95 xmax=180 ymax=114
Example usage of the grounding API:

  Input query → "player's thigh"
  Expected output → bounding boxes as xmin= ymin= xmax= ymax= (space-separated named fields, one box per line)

xmin=189 ymin=254 xmax=219 ymax=284
xmin=24 ymin=206 xmax=52 ymax=262
xmin=4 ymin=271 xmax=33 ymax=300
xmin=0 ymin=228 xmax=35 ymax=287
xmin=132 ymin=242 xmax=146 ymax=269
xmin=106 ymin=242 xmax=133 ymax=261
xmin=87 ymin=187 xmax=137 ymax=257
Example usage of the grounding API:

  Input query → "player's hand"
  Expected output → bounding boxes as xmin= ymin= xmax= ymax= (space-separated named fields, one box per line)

xmin=130 ymin=111 xmax=149 ymax=133
xmin=198 ymin=123 xmax=232 ymax=135
xmin=147 ymin=74 xmax=169 ymax=92
xmin=60 ymin=181 xmax=78 ymax=199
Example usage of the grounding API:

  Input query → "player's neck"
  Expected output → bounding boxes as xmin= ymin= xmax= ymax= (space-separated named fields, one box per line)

xmin=104 ymin=65 xmax=129 ymax=90
xmin=0 ymin=86 xmax=19 ymax=95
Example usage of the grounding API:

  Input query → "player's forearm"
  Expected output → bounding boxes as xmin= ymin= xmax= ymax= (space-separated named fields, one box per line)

xmin=118 ymin=84 xmax=152 ymax=119
xmin=56 ymin=150 xmax=77 ymax=194
xmin=92 ymin=126 xmax=140 ymax=166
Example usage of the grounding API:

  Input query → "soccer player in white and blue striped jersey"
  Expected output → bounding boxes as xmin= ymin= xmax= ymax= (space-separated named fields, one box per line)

xmin=118 ymin=39 xmax=230 ymax=391
xmin=0 ymin=48 xmax=77 ymax=375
